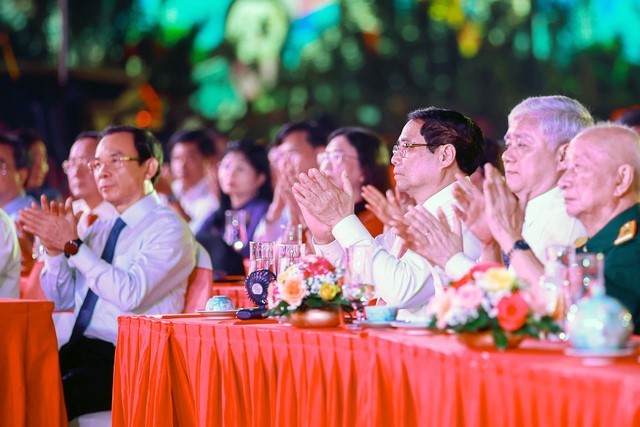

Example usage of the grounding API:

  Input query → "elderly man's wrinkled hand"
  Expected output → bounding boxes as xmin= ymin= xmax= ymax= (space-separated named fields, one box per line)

xmin=483 ymin=164 xmax=524 ymax=250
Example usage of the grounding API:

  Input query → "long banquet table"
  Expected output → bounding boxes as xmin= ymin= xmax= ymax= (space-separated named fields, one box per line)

xmin=113 ymin=315 xmax=640 ymax=427
xmin=0 ymin=299 xmax=67 ymax=426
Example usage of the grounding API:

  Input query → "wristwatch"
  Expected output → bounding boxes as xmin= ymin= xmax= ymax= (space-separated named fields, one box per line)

xmin=64 ymin=238 xmax=83 ymax=258
xmin=505 ymin=239 xmax=530 ymax=260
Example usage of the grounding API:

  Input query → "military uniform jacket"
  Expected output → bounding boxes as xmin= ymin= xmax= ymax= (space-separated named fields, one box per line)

xmin=577 ymin=203 xmax=640 ymax=334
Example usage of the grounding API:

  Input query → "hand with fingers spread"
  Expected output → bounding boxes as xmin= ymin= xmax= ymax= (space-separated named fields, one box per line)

xmin=362 ymin=185 xmax=412 ymax=228
xmin=392 ymin=206 xmax=463 ymax=269
xmin=293 ymin=168 xmax=354 ymax=243
xmin=18 ymin=197 xmax=79 ymax=255
xmin=483 ymin=164 xmax=525 ymax=251
xmin=452 ymin=174 xmax=494 ymax=244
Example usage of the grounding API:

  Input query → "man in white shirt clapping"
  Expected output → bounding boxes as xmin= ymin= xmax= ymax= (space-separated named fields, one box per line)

xmin=293 ymin=108 xmax=485 ymax=320
xmin=19 ymin=125 xmax=196 ymax=421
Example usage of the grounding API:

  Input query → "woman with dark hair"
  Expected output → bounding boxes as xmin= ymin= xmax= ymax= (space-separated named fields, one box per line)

xmin=317 ymin=127 xmax=391 ymax=236
xmin=196 ymin=140 xmax=272 ymax=275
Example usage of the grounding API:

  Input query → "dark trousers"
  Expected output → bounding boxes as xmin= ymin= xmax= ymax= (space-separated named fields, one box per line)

xmin=59 ymin=337 xmax=116 ymax=421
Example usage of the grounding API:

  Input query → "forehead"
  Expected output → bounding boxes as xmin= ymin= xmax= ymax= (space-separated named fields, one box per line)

xmin=96 ymin=132 xmax=136 ymax=156
xmin=279 ymin=131 xmax=313 ymax=152
xmin=506 ymin=115 xmax=542 ymax=136
xmin=327 ymin=135 xmax=356 ymax=154
xmin=171 ymin=141 xmax=201 ymax=156
xmin=399 ymin=120 xmax=424 ymax=141
xmin=0 ymin=144 xmax=15 ymax=164
xmin=70 ymin=138 xmax=98 ymax=158
xmin=221 ymin=151 xmax=250 ymax=165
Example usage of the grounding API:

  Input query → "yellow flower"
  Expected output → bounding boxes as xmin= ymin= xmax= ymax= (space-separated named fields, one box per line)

xmin=319 ymin=283 xmax=339 ymax=301
xmin=479 ymin=267 xmax=516 ymax=293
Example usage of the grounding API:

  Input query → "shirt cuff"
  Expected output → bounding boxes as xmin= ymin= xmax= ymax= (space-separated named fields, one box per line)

xmin=67 ymin=243 xmax=103 ymax=277
xmin=444 ymin=252 xmax=476 ymax=281
xmin=43 ymin=252 xmax=68 ymax=274
xmin=331 ymin=214 xmax=373 ymax=247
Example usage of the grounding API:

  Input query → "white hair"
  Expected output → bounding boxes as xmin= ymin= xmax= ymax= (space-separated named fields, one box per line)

xmin=509 ymin=95 xmax=594 ymax=150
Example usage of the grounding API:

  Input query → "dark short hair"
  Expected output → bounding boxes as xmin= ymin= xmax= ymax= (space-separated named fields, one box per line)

xmin=327 ymin=127 xmax=391 ymax=193
xmin=274 ymin=121 xmax=328 ymax=149
xmin=222 ymin=140 xmax=273 ymax=201
xmin=100 ymin=125 xmax=164 ymax=184
xmin=0 ymin=132 xmax=31 ymax=170
xmin=167 ymin=129 xmax=217 ymax=158
xmin=407 ymin=107 xmax=485 ymax=175
xmin=74 ymin=130 xmax=100 ymax=142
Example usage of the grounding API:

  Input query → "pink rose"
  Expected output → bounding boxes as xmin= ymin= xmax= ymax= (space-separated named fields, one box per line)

xmin=454 ymin=284 xmax=483 ymax=310
xmin=427 ymin=288 xmax=456 ymax=329
xmin=301 ymin=255 xmax=335 ymax=278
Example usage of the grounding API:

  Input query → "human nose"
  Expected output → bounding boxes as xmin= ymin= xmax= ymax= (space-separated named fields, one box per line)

xmin=391 ymin=149 xmax=402 ymax=166
xmin=501 ymin=147 xmax=515 ymax=164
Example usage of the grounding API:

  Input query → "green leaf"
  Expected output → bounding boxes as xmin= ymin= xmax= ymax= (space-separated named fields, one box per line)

xmin=492 ymin=329 xmax=508 ymax=350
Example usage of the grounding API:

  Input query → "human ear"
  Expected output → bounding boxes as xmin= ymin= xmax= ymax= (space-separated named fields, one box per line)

xmin=613 ymin=164 xmax=634 ymax=197
xmin=440 ymin=144 xmax=456 ymax=168
xmin=145 ymin=158 xmax=160 ymax=182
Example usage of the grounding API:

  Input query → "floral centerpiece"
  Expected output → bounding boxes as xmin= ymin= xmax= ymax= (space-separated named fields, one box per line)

xmin=426 ymin=263 xmax=561 ymax=350
xmin=269 ymin=254 xmax=352 ymax=326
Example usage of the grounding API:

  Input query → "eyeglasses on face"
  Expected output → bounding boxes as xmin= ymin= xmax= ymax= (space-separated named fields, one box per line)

xmin=391 ymin=142 xmax=433 ymax=158
xmin=88 ymin=156 xmax=140 ymax=172
xmin=316 ymin=150 xmax=358 ymax=165
xmin=62 ymin=158 xmax=92 ymax=174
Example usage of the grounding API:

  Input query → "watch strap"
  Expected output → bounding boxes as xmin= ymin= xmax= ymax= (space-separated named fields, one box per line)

xmin=505 ymin=239 xmax=530 ymax=261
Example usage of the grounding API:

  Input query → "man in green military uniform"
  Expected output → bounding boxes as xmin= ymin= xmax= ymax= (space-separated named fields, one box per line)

xmin=559 ymin=123 xmax=640 ymax=333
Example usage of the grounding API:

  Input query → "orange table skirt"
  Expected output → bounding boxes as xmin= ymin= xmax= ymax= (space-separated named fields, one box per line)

xmin=113 ymin=316 xmax=640 ymax=427
xmin=0 ymin=299 xmax=67 ymax=426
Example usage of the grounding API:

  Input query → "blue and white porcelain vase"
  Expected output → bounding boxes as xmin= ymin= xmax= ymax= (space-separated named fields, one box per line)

xmin=566 ymin=286 xmax=633 ymax=350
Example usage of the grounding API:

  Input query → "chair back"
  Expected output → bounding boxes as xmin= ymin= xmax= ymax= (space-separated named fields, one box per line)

xmin=183 ymin=242 xmax=213 ymax=313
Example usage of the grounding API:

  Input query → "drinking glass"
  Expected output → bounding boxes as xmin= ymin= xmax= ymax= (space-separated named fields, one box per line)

xmin=223 ymin=210 xmax=248 ymax=252
xmin=342 ymin=244 xmax=375 ymax=321
xmin=541 ymin=244 xmax=573 ymax=318
xmin=277 ymin=242 xmax=304 ymax=275
xmin=280 ymin=224 xmax=304 ymax=244
xmin=569 ymin=252 xmax=605 ymax=301
xmin=249 ymin=241 xmax=275 ymax=274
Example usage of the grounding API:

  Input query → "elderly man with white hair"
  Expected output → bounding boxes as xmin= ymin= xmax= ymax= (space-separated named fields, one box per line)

xmin=559 ymin=123 xmax=640 ymax=333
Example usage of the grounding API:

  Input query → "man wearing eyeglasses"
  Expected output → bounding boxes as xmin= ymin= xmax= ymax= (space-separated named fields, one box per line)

xmin=64 ymin=131 xmax=117 ymax=237
xmin=293 ymin=108 xmax=484 ymax=320
xmin=19 ymin=125 xmax=196 ymax=420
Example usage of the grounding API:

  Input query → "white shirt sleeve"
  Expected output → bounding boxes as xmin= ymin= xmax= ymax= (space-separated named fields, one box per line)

xmin=67 ymin=217 xmax=196 ymax=312
xmin=0 ymin=211 xmax=20 ymax=299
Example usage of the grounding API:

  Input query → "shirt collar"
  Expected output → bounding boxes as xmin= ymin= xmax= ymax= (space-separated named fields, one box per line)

xmin=524 ymin=186 xmax=563 ymax=226
xmin=421 ymin=180 xmax=461 ymax=213
xmin=583 ymin=203 xmax=640 ymax=253
xmin=119 ymin=191 xmax=161 ymax=228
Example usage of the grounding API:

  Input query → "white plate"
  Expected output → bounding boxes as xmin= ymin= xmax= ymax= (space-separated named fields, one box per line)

xmin=564 ymin=347 xmax=635 ymax=358
xmin=353 ymin=320 xmax=394 ymax=329
xmin=195 ymin=309 xmax=240 ymax=318
xmin=391 ymin=320 xmax=430 ymax=329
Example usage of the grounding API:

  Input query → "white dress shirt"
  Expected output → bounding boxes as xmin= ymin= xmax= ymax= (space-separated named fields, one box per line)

xmin=314 ymin=181 xmax=481 ymax=321
xmin=72 ymin=199 xmax=118 ymax=239
xmin=444 ymin=186 xmax=587 ymax=279
xmin=2 ymin=192 xmax=36 ymax=221
xmin=171 ymin=179 xmax=219 ymax=234
xmin=41 ymin=192 xmax=196 ymax=344
xmin=0 ymin=208 xmax=20 ymax=298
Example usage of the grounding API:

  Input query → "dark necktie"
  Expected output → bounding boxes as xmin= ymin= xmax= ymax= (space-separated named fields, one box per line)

xmin=68 ymin=217 xmax=126 ymax=345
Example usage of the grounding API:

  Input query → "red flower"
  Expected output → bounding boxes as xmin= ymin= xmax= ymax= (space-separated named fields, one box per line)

xmin=496 ymin=292 xmax=529 ymax=332
xmin=451 ymin=262 xmax=503 ymax=289
xmin=300 ymin=255 xmax=335 ymax=278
